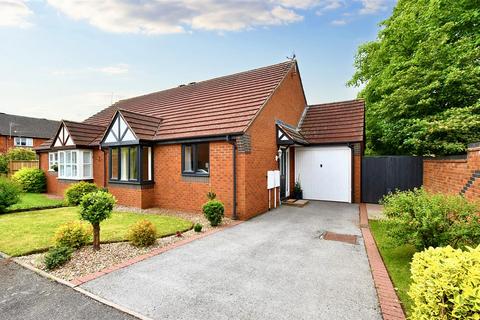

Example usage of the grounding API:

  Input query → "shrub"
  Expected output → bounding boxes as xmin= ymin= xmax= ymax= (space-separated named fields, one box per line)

xmin=409 ymin=246 xmax=480 ymax=319
xmin=0 ymin=178 xmax=21 ymax=213
xmin=382 ymin=188 xmax=480 ymax=250
xmin=202 ymin=200 xmax=224 ymax=227
xmin=0 ymin=154 xmax=8 ymax=174
xmin=12 ymin=168 xmax=46 ymax=193
xmin=127 ymin=220 xmax=157 ymax=247
xmin=194 ymin=223 xmax=203 ymax=232
xmin=7 ymin=148 xmax=36 ymax=161
xmin=79 ymin=190 xmax=116 ymax=250
xmin=53 ymin=221 xmax=91 ymax=249
xmin=44 ymin=246 xmax=73 ymax=270
xmin=65 ymin=181 xmax=99 ymax=206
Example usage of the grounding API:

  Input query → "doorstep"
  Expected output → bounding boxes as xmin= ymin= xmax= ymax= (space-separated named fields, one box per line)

xmin=283 ymin=199 xmax=309 ymax=207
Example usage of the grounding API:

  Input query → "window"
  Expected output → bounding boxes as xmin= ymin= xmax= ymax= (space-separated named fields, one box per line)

xmin=109 ymin=145 xmax=152 ymax=183
xmin=14 ymin=137 xmax=33 ymax=147
xmin=58 ymin=150 xmax=93 ymax=180
xmin=48 ymin=152 xmax=58 ymax=171
xmin=182 ymin=143 xmax=209 ymax=176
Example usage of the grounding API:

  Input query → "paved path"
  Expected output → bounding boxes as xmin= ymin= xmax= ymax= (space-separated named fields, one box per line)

xmin=0 ymin=257 xmax=136 ymax=320
xmin=81 ymin=201 xmax=381 ymax=320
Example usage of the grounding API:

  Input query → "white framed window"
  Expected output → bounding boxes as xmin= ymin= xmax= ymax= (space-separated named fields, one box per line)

xmin=48 ymin=152 xmax=58 ymax=171
xmin=58 ymin=150 xmax=93 ymax=180
xmin=14 ymin=137 xmax=33 ymax=147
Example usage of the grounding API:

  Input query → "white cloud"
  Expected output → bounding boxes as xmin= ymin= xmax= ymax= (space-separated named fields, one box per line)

xmin=51 ymin=64 xmax=129 ymax=76
xmin=0 ymin=0 xmax=33 ymax=28
xmin=358 ymin=0 xmax=388 ymax=14
xmin=331 ymin=19 xmax=347 ymax=25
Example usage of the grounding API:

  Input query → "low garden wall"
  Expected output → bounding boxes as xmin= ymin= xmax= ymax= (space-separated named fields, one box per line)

xmin=423 ymin=142 xmax=480 ymax=201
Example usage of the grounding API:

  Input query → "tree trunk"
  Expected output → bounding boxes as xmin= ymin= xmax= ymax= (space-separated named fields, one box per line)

xmin=92 ymin=223 xmax=100 ymax=251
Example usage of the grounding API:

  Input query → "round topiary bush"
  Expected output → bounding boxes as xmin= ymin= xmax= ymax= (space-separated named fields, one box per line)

xmin=202 ymin=200 xmax=224 ymax=227
xmin=0 ymin=178 xmax=21 ymax=213
xmin=79 ymin=190 xmax=116 ymax=250
xmin=194 ymin=223 xmax=203 ymax=232
xmin=127 ymin=220 xmax=157 ymax=247
xmin=12 ymin=168 xmax=46 ymax=193
xmin=54 ymin=221 xmax=92 ymax=249
xmin=65 ymin=181 xmax=98 ymax=206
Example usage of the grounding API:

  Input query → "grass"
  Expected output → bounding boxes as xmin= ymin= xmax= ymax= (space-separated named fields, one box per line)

xmin=0 ymin=207 xmax=193 ymax=256
xmin=7 ymin=193 xmax=65 ymax=212
xmin=369 ymin=219 xmax=417 ymax=315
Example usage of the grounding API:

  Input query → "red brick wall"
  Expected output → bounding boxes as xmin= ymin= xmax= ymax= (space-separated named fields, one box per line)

xmin=241 ymin=66 xmax=307 ymax=219
xmin=353 ymin=154 xmax=361 ymax=203
xmin=424 ymin=146 xmax=480 ymax=201
xmin=0 ymin=136 xmax=47 ymax=153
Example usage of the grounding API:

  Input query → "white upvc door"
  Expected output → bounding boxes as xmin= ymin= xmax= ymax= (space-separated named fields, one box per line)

xmin=295 ymin=146 xmax=352 ymax=203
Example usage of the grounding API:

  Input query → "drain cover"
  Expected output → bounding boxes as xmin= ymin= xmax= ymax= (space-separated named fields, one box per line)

xmin=322 ymin=231 xmax=358 ymax=245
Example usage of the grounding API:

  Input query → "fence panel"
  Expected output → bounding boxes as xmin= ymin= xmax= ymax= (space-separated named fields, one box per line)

xmin=8 ymin=160 xmax=40 ymax=176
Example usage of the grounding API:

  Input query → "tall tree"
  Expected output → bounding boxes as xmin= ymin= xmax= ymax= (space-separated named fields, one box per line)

xmin=348 ymin=0 xmax=480 ymax=155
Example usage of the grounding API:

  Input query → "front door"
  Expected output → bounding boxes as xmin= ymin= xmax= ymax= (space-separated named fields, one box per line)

xmin=279 ymin=147 xmax=289 ymax=199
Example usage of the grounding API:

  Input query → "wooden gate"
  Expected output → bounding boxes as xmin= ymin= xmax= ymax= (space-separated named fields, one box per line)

xmin=362 ymin=156 xmax=423 ymax=203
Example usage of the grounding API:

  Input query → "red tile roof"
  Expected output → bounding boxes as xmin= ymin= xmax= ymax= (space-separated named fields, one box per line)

xmin=300 ymin=99 xmax=365 ymax=144
xmin=84 ymin=61 xmax=296 ymax=141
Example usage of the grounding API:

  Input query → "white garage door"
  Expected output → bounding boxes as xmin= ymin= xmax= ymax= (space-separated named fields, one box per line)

xmin=295 ymin=146 xmax=351 ymax=203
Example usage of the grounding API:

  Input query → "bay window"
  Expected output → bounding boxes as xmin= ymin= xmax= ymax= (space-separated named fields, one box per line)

xmin=58 ymin=150 xmax=93 ymax=180
xmin=182 ymin=143 xmax=209 ymax=176
xmin=109 ymin=145 xmax=152 ymax=183
xmin=48 ymin=152 xmax=58 ymax=171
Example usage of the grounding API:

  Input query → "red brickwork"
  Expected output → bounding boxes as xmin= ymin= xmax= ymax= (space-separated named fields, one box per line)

xmin=241 ymin=66 xmax=307 ymax=219
xmin=424 ymin=146 xmax=480 ymax=201
xmin=353 ymin=154 xmax=361 ymax=203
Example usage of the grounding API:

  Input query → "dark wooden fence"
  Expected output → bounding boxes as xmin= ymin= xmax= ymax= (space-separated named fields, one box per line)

xmin=362 ymin=156 xmax=423 ymax=203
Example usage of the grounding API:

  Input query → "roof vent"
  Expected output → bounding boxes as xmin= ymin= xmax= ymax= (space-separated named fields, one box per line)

xmin=188 ymin=82 xmax=196 ymax=85
xmin=178 ymin=84 xmax=186 ymax=87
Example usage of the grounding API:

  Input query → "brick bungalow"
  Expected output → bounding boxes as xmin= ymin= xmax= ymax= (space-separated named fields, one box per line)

xmin=36 ymin=61 xmax=365 ymax=220
xmin=0 ymin=113 xmax=59 ymax=153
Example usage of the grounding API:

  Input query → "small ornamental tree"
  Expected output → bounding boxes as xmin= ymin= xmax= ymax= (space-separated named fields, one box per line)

xmin=79 ymin=190 xmax=116 ymax=250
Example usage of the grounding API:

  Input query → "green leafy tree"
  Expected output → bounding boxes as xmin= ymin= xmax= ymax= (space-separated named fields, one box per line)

xmin=348 ymin=0 xmax=480 ymax=155
xmin=79 ymin=191 xmax=116 ymax=250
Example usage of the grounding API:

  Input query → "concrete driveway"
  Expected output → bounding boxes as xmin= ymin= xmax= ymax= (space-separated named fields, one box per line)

xmin=81 ymin=201 xmax=381 ymax=320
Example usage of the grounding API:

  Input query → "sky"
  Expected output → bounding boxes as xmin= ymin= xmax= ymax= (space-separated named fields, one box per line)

xmin=0 ymin=0 xmax=395 ymax=122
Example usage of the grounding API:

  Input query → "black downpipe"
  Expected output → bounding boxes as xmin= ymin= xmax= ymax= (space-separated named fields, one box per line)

xmin=227 ymin=136 xmax=238 ymax=220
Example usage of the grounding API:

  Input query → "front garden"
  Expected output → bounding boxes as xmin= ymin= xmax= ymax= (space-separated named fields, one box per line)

xmin=370 ymin=188 xmax=480 ymax=318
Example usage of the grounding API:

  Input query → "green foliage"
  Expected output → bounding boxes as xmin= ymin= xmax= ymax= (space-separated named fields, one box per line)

xmin=65 ymin=181 xmax=98 ymax=206
xmin=79 ymin=191 xmax=115 ymax=225
xmin=0 ymin=148 xmax=36 ymax=174
xmin=294 ymin=181 xmax=302 ymax=193
xmin=44 ymin=245 xmax=73 ymax=270
xmin=53 ymin=221 xmax=91 ymax=249
xmin=348 ymin=0 xmax=480 ymax=156
xmin=409 ymin=246 xmax=480 ymax=319
xmin=0 ymin=178 xmax=21 ymax=213
xmin=127 ymin=220 xmax=157 ymax=247
xmin=206 ymin=191 xmax=216 ymax=201
xmin=202 ymin=200 xmax=225 ymax=227
xmin=12 ymin=168 xmax=46 ymax=193
xmin=194 ymin=223 xmax=203 ymax=232
xmin=382 ymin=188 xmax=480 ymax=250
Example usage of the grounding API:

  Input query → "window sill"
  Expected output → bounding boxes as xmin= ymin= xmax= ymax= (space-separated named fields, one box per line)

xmin=181 ymin=173 xmax=210 ymax=178
xmin=57 ymin=178 xmax=94 ymax=182
xmin=108 ymin=180 xmax=154 ymax=186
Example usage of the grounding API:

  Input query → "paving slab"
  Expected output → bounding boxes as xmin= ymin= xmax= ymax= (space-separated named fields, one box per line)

xmin=0 ymin=257 xmax=136 ymax=320
xmin=81 ymin=201 xmax=381 ymax=320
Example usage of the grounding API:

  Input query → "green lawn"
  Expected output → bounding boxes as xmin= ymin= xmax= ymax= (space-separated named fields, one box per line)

xmin=7 ymin=193 xmax=65 ymax=212
xmin=369 ymin=219 xmax=417 ymax=315
xmin=0 ymin=207 xmax=193 ymax=256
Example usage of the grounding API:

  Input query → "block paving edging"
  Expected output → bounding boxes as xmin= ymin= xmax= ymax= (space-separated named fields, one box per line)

xmin=71 ymin=220 xmax=244 ymax=286
xmin=360 ymin=203 xmax=406 ymax=320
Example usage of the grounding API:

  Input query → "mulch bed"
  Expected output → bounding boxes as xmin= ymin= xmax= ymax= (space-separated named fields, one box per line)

xmin=16 ymin=208 xmax=233 ymax=282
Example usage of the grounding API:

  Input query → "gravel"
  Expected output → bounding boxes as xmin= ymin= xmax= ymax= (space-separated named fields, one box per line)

xmin=16 ymin=208 xmax=233 ymax=282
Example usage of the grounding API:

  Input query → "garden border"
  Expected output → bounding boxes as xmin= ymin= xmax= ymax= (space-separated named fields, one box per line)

xmin=360 ymin=203 xmax=406 ymax=320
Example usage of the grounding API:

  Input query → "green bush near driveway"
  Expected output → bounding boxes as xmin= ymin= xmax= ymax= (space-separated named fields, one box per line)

xmin=7 ymin=193 xmax=65 ymax=212
xmin=382 ymin=188 xmax=480 ymax=250
xmin=0 ymin=207 xmax=193 ymax=256
xmin=127 ymin=220 xmax=157 ymax=247
xmin=44 ymin=246 xmax=73 ymax=270
xmin=54 ymin=221 xmax=92 ymax=249
xmin=203 ymin=200 xmax=224 ymax=226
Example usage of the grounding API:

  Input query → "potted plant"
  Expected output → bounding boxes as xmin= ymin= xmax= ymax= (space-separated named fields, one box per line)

xmin=293 ymin=180 xmax=303 ymax=200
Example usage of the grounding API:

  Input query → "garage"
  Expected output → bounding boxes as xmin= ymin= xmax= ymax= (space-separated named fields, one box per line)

xmin=295 ymin=146 xmax=352 ymax=203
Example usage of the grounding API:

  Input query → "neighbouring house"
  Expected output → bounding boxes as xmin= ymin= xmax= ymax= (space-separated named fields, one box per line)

xmin=35 ymin=61 xmax=365 ymax=220
xmin=0 ymin=113 xmax=60 ymax=153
